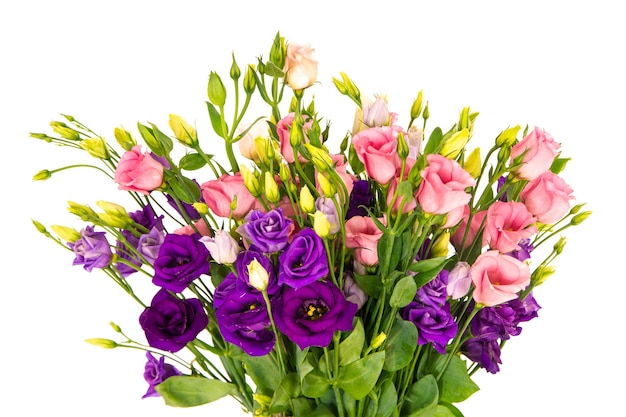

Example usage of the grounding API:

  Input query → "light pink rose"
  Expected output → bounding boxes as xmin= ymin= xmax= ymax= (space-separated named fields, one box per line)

xmin=276 ymin=113 xmax=314 ymax=163
xmin=352 ymin=126 xmax=402 ymax=185
xmin=484 ymin=201 xmax=537 ymax=253
xmin=521 ymin=171 xmax=574 ymax=224
xmin=345 ymin=215 xmax=384 ymax=266
xmin=470 ymin=250 xmax=531 ymax=307
xmin=114 ymin=145 xmax=164 ymax=195
xmin=283 ymin=43 xmax=318 ymax=90
xmin=510 ymin=127 xmax=560 ymax=180
xmin=451 ymin=206 xmax=487 ymax=250
xmin=416 ymin=154 xmax=475 ymax=215
xmin=201 ymin=173 xmax=259 ymax=219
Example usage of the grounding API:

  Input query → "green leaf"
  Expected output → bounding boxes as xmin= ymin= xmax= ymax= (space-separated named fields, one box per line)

xmin=377 ymin=379 xmax=398 ymax=417
xmin=401 ymin=374 xmax=439 ymax=417
xmin=339 ymin=318 xmax=365 ymax=366
xmin=168 ymin=174 xmax=201 ymax=204
xmin=264 ymin=61 xmax=285 ymax=77
xmin=230 ymin=348 xmax=282 ymax=392
xmin=423 ymin=127 xmax=444 ymax=156
xmin=206 ymin=101 xmax=227 ymax=138
xmin=302 ymin=368 xmax=330 ymax=399
xmin=354 ymin=273 xmax=383 ymax=298
xmin=550 ymin=156 xmax=570 ymax=174
xmin=436 ymin=355 xmax=479 ymax=403
xmin=383 ymin=317 xmax=418 ymax=372
xmin=377 ymin=233 xmax=402 ymax=277
xmin=150 ymin=123 xmax=174 ymax=156
xmin=407 ymin=257 xmax=447 ymax=274
xmin=390 ymin=276 xmax=417 ymax=308
xmin=309 ymin=403 xmax=336 ymax=417
xmin=269 ymin=373 xmax=301 ymax=414
xmin=179 ymin=153 xmax=207 ymax=171
xmin=433 ymin=403 xmax=465 ymax=417
xmin=155 ymin=376 xmax=236 ymax=407
xmin=337 ymin=352 xmax=385 ymax=400
xmin=137 ymin=123 xmax=162 ymax=156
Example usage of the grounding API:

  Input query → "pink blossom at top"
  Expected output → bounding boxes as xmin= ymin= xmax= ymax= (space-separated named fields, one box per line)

xmin=283 ymin=43 xmax=318 ymax=90
xmin=352 ymin=126 xmax=402 ymax=185
xmin=345 ymin=215 xmax=384 ymax=267
xmin=521 ymin=171 xmax=574 ymax=224
xmin=416 ymin=154 xmax=475 ymax=215
xmin=470 ymin=250 xmax=531 ymax=307
xmin=484 ymin=201 xmax=537 ymax=253
xmin=510 ymin=127 xmax=560 ymax=180
xmin=114 ymin=145 xmax=164 ymax=195
xmin=201 ymin=173 xmax=259 ymax=219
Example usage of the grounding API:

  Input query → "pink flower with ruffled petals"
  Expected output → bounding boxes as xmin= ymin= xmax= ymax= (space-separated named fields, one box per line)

xmin=510 ymin=127 xmax=560 ymax=180
xmin=521 ymin=172 xmax=574 ymax=224
xmin=352 ymin=126 xmax=402 ymax=185
xmin=471 ymin=250 xmax=530 ymax=307
xmin=416 ymin=154 xmax=475 ymax=215
xmin=345 ymin=216 xmax=384 ymax=266
xmin=484 ymin=201 xmax=537 ymax=253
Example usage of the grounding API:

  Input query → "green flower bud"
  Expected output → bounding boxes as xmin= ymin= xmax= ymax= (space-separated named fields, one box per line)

xmin=240 ymin=165 xmax=261 ymax=197
xmin=207 ymin=71 xmax=227 ymax=107
xmin=431 ymin=231 xmax=450 ymax=258
xmin=370 ymin=332 xmax=387 ymax=349
xmin=464 ymin=147 xmax=482 ymax=178
xmin=422 ymin=102 xmax=430 ymax=122
xmin=299 ymin=185 xmax=315 ymax=214
xmin=279 ymin=163 xmax=291 ymax=183
xmin=79 ymin=136 xmax=109 ymax=159
xmin=531 ymin=265 xmax=555 ymax=287
xmin=316 ymin=172 xmax=336 ymax=198
xmin=263 ymin=172 xmax=280 ymax=203
xmin=50 ymin=225 xmax=81 ymax=242
xmin=440 ymin=129 xmax=470 ymax=159
xmin=67 ymin=201 xmax=98 ymax=221
xmin=96 ymin=201 xmax=133 ymax=228
xmin=109 ymin=322 xmax=122 ymax=332
xmin=50 ymin=121 xmax=80 ymax=140
xmin=554 ymin=236 xmax=567 ymax=254
xmin=410 ymin=90 xmax=424 ymax=120
xmin=85 ymin=338 xmax=118 ymax=349
xmin=230 ymin=53 xmax=241 ymax=80
xmin=243 ymin=65 xmax=256 ymax=94
xmin=495 ymin=125 xmax=521 ymax=147
xmin=32 ymin=169 xmax=52 ymax=181
xmin=571 ymin=210 xmax=592 ymax=225
xmin=397 ymin=131 xmax=409 ymax=160
xmin=114 ymin=127 xmax=136 ymax=151
xmin=168 ymin=114 xmax=198 ymax=147
xmin=304 ymin=143 xmax=333 ymax=172
xmin=32 ymin=219 xmax=48 ymax=234
xmin=311 ymin=210 xmax=331 ymax=238
xmin=192 ymin=202 xmax=209 ymax=216
xmin=269 ymin=32 xmax=286 ymax=69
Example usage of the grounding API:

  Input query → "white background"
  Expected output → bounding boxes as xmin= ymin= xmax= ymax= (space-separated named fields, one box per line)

xmin=1 ymin=1 xmax=623 ymax=416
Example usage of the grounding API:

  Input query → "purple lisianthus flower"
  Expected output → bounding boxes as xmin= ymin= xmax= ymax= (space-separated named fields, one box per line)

xmin=346 ymin=180 xmax=373 ymax=219
xmin=235 ymin=250 xmax=279 ymax=296
xmin=129 ymin=204 xmax=165 ymax=233
xmin=274 ymin=280 xmax=357 ymax=350
xmin=152 ymin=233 xmax=210 ymax=292
xmin=506 ymin=238 xmax=534 ymax=262
xmin=139 ymin=289 xmax=208 ymax=352
xmin=415 ymin=270 xmax=449 ymax=307
xmin=115 ymin=230 xmax=142 ymax=277
xmin=138 ymin=226 xmax=166 ymax=265
xmin=237 ymin=209 xmax=293 ymax=253
xmin=69 ymin=225 xmax=112 ymax=272
xmin=461 ymin=337 xmax=502 ymax=374
xmin=142 ymin=352 xmax=182 ymax=399
xmin=470 ymin=303 xmax=522 ymax=341
xmin=278 ymin=228 xmax=329 ymax=289
xmin=497 ymin=175 xmax=508 ymax=202
xmin=401 ymin=301 xmax=458 ymax=354
xmin=343 ymin=272 xmax=368 ymax=310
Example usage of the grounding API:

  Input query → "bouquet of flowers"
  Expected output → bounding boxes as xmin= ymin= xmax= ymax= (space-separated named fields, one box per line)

xmin=31 ymin=32 xmax=589 ymax=417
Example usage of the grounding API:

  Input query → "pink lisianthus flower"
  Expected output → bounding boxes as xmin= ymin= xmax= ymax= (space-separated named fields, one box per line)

xmin=114 ymin=145 xmax=164 ymax=194
xmin=345 ymin=215 xmax=384 ymax=266
xmin=352 ymin=126 xmax=402 ymax=185
xmin=451 ymin=206 xmax=487 ymax=251
xmin=416 ymin=154 xmax=475 ymax=215
xmin=510 ymin=127 xmax=560 ymax=180
xmin=484 ymin=201 xmax=537 ymax=253
xmin=470 ymin=250 xmax=531 ymax=307
xmin=521 ymin=171 xmax=574 ymax=224
xmin=201 ymin=173 xmax=259 ymax=219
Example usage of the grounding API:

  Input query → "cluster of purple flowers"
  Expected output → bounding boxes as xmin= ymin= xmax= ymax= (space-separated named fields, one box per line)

xmin=460 ymin=294 xmax=540 ymax=373
xmin=401 ymin=270 xmax=458 ymax=354
xmin=215 ymin=209 xmax=357 ymax=355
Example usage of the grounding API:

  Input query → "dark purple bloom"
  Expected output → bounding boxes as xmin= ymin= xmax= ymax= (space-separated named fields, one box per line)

xmin=497 ymin=175 xmax=508 ymax=202
xmin=69 ymin=225 xmax=112 ymax=272
xmin=401 ymin=301 xmax=458 ymax=354
xmin=509 ymin=292 xmax=541 ymax=324
xmin=470 ymin=303 xmax=522 ymax=341
xmin=461 ymin=337 xmax=502 ymax=374
xmin=214 ymin=287 xmax=276 ymax=356
xmin=415 ymin=270 xmax=449 ymax=307
xmin=237 ymin=209 xmax=293 ymax=253
xmin=115 ymin=230 xmax=142 ymax=277
xmin=139 ymin=289 xmax=208 ymax=352
xmin=506 ymin=238 xmax=534 ymax=262
xmin=235 ymin=250 xmax=280 ymax=296
xmin=278 ymin=228 xmax=329 ymax=289
xmin=129 ymin=205 xmax=164 ymax=232
xmin=274 ymin=280 xmax=357 ymax=350
xmin=346 ymin=180 xmax=373 ymax=219
xmin=152 ymin=233 xmax=210 ymax=292
xmin=142 ymin=352 xmax=182 ymax=398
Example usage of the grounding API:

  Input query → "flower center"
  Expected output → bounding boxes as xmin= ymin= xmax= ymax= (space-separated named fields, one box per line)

xmin=306 ymin=303 xmax=328 ymax=321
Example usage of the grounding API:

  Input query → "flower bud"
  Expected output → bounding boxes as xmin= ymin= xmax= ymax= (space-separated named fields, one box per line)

xmin=370 ymin=332 xmax=387 ymax=349
xmin=109 ymin=321 xmax=122 ymax=332
xmin=269 ymin=32 xmax=286 ymax=69
xmin=311 ymin=210 xmax=331 ymax=238
xmin=407 ymin=125 xmax=423 ymax=159
xmin=430 ymin=231 xmax=450 ymax=258
xmin=410 ymin=90 xmax=424 ymax=119
xmin=569 ymin=203 xmax=585 ymax=215
xmin=531 ymin=265 xmax=555 ymax=287
xmin=315 ymin=196 xmax=340 ymax=234
xmin=168 ymin=114 xmax=198 ymax=147
xmin=447 ymin=262 xmax=471 ymax=299
xmin=422 ymin=102 xmax=430 ymax=122
xmin=304 ymin=144 xmax=333 ymax=171
xmin=50 ymin=121 xmax=80 ymax=140
xmin=440 ymin=129 xmax=470 ymax=159
xmin=32 ymin=169 xmax=52 ymax=181
xmin=80 ymin=136 xmax=109 ymax=159
xmin=397 ymin=131 xmax=409 ymax=160
xmin=192 ymin=202 xmax=208 ymax=216
xmin=96 ymin=201 xmax=133 ymax=228
xmin=200 ymin=230 xmax=241 ymax=265
xmin=67 ymin=201 xmax=98 ymax=221
xmin=50 ymin=225 xmax=81 ymax=243
xmin=230 ymin=53 xmax=241 ymax=80
xmin=464 ymin=147 xmax=482 ymax=178
xmin=240 ymin=165 xmax=261 ymax=197
xmin=85 ymin=338 xmax=118 ymax=349
xmin=495 ymin=125 xmax=521 ymax=147
xmin=299 ymin=185 xmax=315 ymax=214
xmin=243 ymin=65 xmax=256 ymax=94
xmin=32 ymin=219 xmax=48 ymax=234
xmin=247 ymin=258 xmax=269 ymax=291
xmin=263 ymin=172 xmax=280 ymax=203
xmin=362 ymin=95 xmax=389 ymax=127
xmin=279 ymin=163 xmax=291 ymax=183
xmin=571 ymin=210 xmax=592 ymax=225
xmin=316 ymin=172 xmax=336 ymax=198
xmin=554 ymin=236 xmax=567 ymax=254
xmin=207 ymin=71 xmax=227 ymax=107
xmin=114 ymin=127 xmax=136 ymax=151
